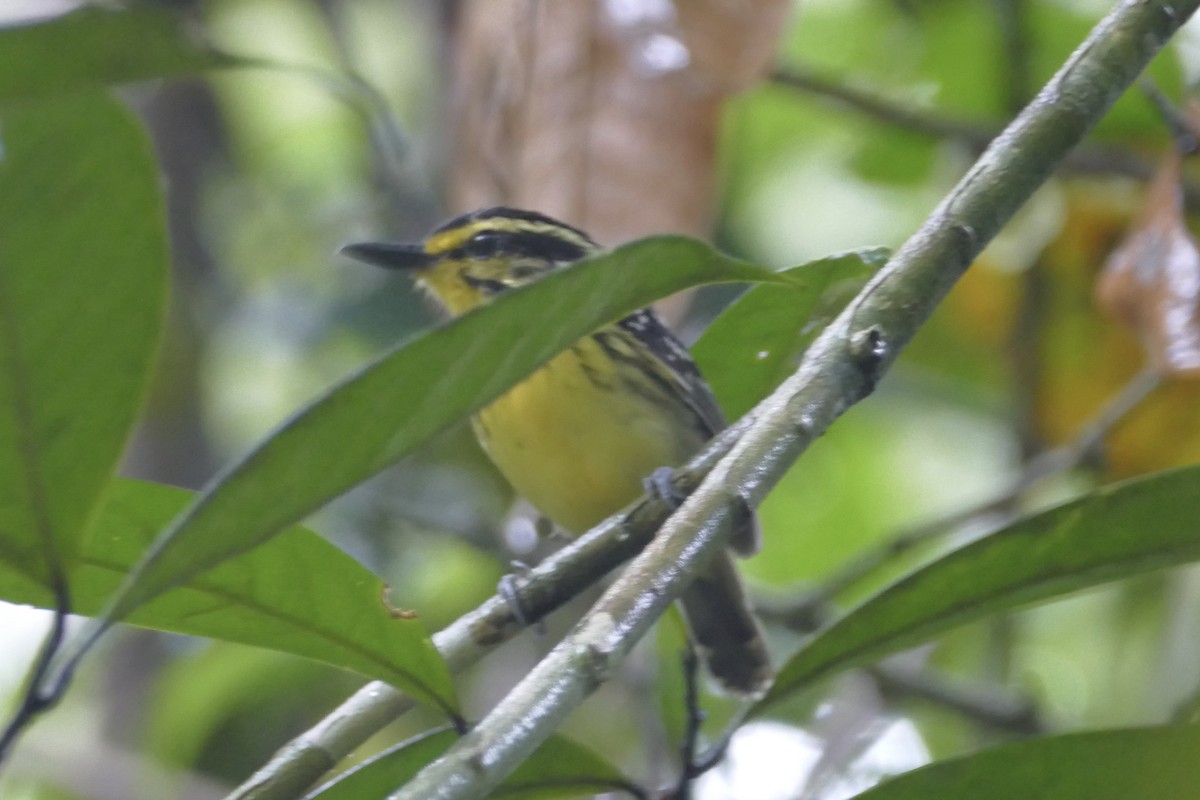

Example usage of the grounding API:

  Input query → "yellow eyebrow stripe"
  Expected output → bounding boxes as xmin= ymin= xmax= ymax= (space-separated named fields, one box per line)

xmin=423 ymin=219 xmax=594 ymax=257
xmin=423 ymin=221 xmax=487 ymax=255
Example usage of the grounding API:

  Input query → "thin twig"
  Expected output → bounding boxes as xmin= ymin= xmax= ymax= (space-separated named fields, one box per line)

xmin=770 ymin=66 xmax=1200 ymax=205
xmin=871 ymin=662 xmax=1043 ymax=736
xmin=673 ymin=644 xmax=703 ymax=800
xmin=770 ymin=67 xmax=996 ymax=147
xmin=691 ymin=705 xmax=750 ymax=778
xmin=1139 ymin=79 xmax=1200 ymax=155
xmin=0 ymin=578 xmax=70 ymax=764
xmin=994 ymin=0 xmax=1033 ymax=112
xmin=1010 ymin=257 xmax=1050 ymax=461
xmin=1016 ymin=367 xmax=1161 ymax=482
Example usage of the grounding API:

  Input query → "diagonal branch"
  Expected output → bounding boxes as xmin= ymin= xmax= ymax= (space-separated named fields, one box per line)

xmin=386 ymin=2 xmax=1200 ymax=798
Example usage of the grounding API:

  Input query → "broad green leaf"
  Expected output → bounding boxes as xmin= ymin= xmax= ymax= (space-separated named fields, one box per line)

xmin=755 ymin=465 xmax=1200 ymax=714
xmin=654 ymin=606 xmax=693 ymax=751
xmin=497 ymin=734 xmax=633 ymax=799
xmin=0 ymin=478 xmax=458 ymax=717
xmin=77 ymin=238 xmax=779 ymax=655
xmin=848 ymin=725 xmax=1200 ymax=800
xmin=0 ymin=93 xmax=167 ymax=587
xmin=693 ymin=248 xmax=888 ymax=419
xmin=308 ymin=729 xmax=634 ymax=800
xmin=0 ymin=6 xmax=234 ymax=103
xmin=306 ymin=729 xmax=456 ymax=799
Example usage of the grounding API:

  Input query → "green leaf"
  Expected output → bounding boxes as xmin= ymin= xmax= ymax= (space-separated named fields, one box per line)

xmin=306 ymin=729 xmax=457 ymax=799
xmin=0 ymin=6 xmax=233 ymax=103
xmin=75 ymin=237 xmax=778 ymax=662
xmin=307 ymin=729 xmax=634 ymax=800
xmin=0 ymin=93 xmax=167 ymax=588
xmin=0 ymin=478 xmax=458 ymax=717
xmin=693 ymin=248 xmax=888 ymax=419
xmin=496 ymin=734 xmax=633 ymax=799
xmin=755 ymin=465 xmax=1200 ymax=714
xmin=654 ymin=606 xmax=693 ymax=752
xmin=848 ymin=726 xmax=1200 ymax=800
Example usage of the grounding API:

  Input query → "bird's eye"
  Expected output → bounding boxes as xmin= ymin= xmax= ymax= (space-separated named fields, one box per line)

xmin=464 ymin=231 xmax=506 ymax=258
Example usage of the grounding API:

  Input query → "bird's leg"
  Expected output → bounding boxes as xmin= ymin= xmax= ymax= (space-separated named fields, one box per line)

xmin=644 ymin=465 xmax=687 ymax=511
xmin=497 ymin=560 xmax=546 ymax=635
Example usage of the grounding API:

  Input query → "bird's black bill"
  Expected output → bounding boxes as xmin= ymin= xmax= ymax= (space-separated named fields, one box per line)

xmin=339 ymin=241 xmax=434 ymax=271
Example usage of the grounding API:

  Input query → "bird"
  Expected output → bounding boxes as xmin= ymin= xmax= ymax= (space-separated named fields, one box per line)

xmin=342 ymin=206 xmax=771 ymax=696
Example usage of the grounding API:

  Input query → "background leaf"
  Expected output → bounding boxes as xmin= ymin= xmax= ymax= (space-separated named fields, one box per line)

xmin=848 ymin=725 xmax=1200 ymax=800
xmin=0 ymin=6 xmax=234 ymax=102
xmin=0 ymin=93 xmax=167 ymax=588
xmin=693 ymin=248 xmax=888 ymax=419
xmin=756 ymin=465 xmax=1200 ymax=713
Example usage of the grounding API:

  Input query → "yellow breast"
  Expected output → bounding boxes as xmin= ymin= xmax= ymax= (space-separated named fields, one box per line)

xmin=473 ymin=336 xmax=705 ymax=534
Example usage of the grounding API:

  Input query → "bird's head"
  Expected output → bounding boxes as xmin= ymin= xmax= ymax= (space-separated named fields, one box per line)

xmin=341 ymin=207 xmax=598 ymax=315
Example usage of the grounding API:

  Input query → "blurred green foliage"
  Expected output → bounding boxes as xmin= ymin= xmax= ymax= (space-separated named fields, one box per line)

xmin=2 ymin=1 xmax=1200 ymax=799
